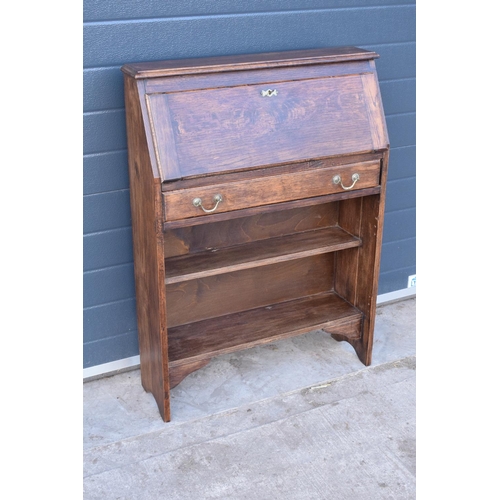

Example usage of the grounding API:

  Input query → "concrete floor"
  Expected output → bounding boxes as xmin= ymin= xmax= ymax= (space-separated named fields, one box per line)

xmin=83 ymin=297 xmax=416 ymax=499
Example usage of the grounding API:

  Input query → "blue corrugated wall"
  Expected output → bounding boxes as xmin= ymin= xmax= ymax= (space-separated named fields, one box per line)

xmin=83 ymin=1 xmax=416 ymax=368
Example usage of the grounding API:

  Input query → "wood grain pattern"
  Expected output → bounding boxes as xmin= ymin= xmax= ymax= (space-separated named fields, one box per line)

xmin=121 ymin=47 xmax=389 ymax=421
xmin=163 ymin=160 xmax=380 ymax=221
xmin=152 ymin=76 xmax=376 ymax=179
xmin=166 ymin=254 xmax=334 ymax=328
xmin=329 ymin=193 xmax=384 ymax=365
xmin=330 ymin=165 xmax=388 ymax=365
xmin=326 ymin=316 xmax=363 ymax=341
xmin=162 ymin=186 xmax=381 ymax=230
xmin=121 ymin=47 xmax=378 ymax=79
xmin=145 ymin=60 xmax=373 ymax=94
xmin=168 ymin=292 xmax=362 ymax=365
xmin=165 ymin=226 xmax=360 ymax=284
xmin=361 ymin=71 xmax=390 ymax=151
xmin=161 ymin=152 xmax=384 ymax=192
xmin=352 ymin=151 xmax=390 ymax=365
xmin=163 ymin=203 xmax=338 ymax=258
xmin=123 ymin=76 xmax=171 ymax=421
xmin=145 ymin=93 xmax=180 ymax=181
xmin=333 ymin=196 xmax=363 ymax=305
xmin=169 ymin=359 xmax=211 ymax=389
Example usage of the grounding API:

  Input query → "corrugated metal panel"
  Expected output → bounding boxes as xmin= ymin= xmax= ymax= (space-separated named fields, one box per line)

xmin=83 ymin=1 xmax=416 ymax=368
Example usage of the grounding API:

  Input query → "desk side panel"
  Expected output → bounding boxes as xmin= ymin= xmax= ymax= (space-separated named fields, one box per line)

xmin=331 ymin=152 xmax=389 ymax=364
xmin=124 ymin=75 xmax=170 ymax=421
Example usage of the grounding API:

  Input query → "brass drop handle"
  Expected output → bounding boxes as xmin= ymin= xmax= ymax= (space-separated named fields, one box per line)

xmin=333 ymin=173 xmax=360 ymax=190
xmin=192 ymin=194 xmax=223 ymax=213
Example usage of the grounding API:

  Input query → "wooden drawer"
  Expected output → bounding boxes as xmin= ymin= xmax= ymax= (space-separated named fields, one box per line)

xmin=163 ymin=159 xmax=380 ymax=221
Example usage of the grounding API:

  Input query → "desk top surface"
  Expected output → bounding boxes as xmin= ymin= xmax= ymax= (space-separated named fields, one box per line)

xmin=121 ymin=47 xmax=379 ymax=79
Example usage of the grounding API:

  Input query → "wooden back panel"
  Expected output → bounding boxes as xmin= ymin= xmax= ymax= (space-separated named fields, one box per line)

xmin=166 ymin=254 xmax=335 ymax=327
xmin=163 ymin=203 xmax=338 ymax=258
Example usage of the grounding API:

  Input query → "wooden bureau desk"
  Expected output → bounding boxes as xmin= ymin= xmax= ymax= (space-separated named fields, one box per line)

xmin=121 ymin=47 xmax=389 ymax=421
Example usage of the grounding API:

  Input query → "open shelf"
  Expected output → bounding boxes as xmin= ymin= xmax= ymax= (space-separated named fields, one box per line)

xmin=167 ymin=291 xmax=362 ymax=367
xmin=164 ymin=225 xmax=360 ymax=284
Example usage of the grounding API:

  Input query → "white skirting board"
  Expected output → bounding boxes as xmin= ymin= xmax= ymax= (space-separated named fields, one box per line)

xmin=376 ymin=286 xmax=416 ymax=305
xmin=83 ymin=354 xmax=141 ymax=382
xmin=83 ymin=287 xmax=416 ymax=381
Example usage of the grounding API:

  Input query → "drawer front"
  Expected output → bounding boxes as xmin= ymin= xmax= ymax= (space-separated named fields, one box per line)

xmin=146 ymin=72 xmax=387 ymax=181
xmin=163 ymin=160 xmax=380 ymax=221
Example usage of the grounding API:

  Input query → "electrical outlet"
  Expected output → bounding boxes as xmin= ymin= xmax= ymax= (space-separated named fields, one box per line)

xmin=407 ymin=274 xmax=416 ymax=288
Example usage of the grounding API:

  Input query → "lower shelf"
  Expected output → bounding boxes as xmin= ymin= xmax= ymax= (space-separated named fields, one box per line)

xmin=168 ymin=291 xmax=362 ymax=367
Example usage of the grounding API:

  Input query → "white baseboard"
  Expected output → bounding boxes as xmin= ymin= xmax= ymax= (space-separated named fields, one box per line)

xmin=83 ymin=355 xmax=140 ymax=382
xmin=377 ymin=286 xmax=416 ymax=305
xmin=84 ymin=287 xmax=416 ymax=381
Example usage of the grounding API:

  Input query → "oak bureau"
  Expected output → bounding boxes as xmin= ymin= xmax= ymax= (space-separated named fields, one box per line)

xmin=121 ymin=47 xmax=389 ymax=421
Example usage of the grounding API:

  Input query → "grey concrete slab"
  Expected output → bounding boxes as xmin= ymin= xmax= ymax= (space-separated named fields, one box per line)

xmin=83 ymin=297 xmax=416 ymax=499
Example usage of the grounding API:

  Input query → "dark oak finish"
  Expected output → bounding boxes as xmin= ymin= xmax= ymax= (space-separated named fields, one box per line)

xmin=162 ymin=186 xmax=381 ymax=230
xmin=169 ymin=359 xmax=211 ymax=389
xmin=122 ymin=47 xmax=389 ymax=421
xmin=168 ymin=292 xmax=362 ymax=365
xmin=123 ymin=76 xmax=171 ymax=422
xmin=164 ymin=226 xmax=360 ymax=284
xmin=163 ymin=203 xmax=338 ymax=258
xmin=163 ymin=160 xmax=380 ymax=221
xmin=161 ymin=152 xmax=384 ymax=192
xmin=166 ymin=255 xmax=335 ymax=328
xmin=150 ymin=76 xmax=378 ymax=179
xmin=145 ymin=60 xmax=374 ymax=95
xmin=122 ymin=47 xmax=378 ymax=79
